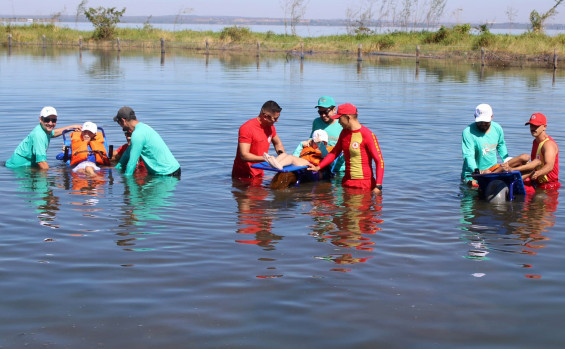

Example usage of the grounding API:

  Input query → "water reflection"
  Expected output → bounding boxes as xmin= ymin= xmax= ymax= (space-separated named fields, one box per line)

xmin=308 ymin=183 xmax=383 ymax=272
xmin=83 ymin=50 xmax=123 ymax=79
xmin=232 ymin=180 xmax=282 ymax=250
xmin=11 ymin=167 xmax=60 ymax=229
xmin=61 ymin=169 xmax=109 ymax=210
xmin=459 ymin=188 xmax=559 ymax=279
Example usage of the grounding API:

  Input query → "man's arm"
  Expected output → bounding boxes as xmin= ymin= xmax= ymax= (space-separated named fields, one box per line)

xmin=53 ymin=124 xmax=82 ymax=138
xmin=37 ymin=161 xmax=49 ymax=170
xmin=496 ymin=127 xmax=510 ymax=162
xmin=462 ymin=130 xmax=478 ymax=171
xmin=271 ymin=134 xmax=285 ymax=154
xmin=365 ymin=130 xmax=384 ymax=186
xmin=238 ymin=142 xmax=264 ymax=163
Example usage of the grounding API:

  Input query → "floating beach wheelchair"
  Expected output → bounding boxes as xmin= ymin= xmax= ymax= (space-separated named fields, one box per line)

xmin=56 ymin=126 xmax=113 ymax=166
xmin=471 ymin=171 xmax=526 ymax=203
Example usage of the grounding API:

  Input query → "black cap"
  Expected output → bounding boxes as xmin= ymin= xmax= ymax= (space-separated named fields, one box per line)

xmin=114 ymin=106 xmax=135 ymax=122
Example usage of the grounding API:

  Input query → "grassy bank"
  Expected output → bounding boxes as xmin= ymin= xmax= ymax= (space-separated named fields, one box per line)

xmin=2 ymin=23 xmax=565 ymax=66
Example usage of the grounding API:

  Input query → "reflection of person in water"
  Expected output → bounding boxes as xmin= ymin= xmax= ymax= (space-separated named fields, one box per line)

xmin=459 ymin=190 xmax=559 ymax=279
xmin=11 ymin=167 xmax=61 ymax=228
xmin=232 ymin=181 xmax=282 ymax=250
xmin=308 ymin=184 xmax=383 ymax=271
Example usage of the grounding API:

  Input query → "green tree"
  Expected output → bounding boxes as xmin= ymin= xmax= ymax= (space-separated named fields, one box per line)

xmin=84 ymin=6 xmax=126 ymax=39
xmin=529 ymin=0 xmax=564 ymax=33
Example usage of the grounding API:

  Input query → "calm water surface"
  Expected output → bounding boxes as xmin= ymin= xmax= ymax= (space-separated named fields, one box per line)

xmin=1 ymin=47 xmax=565 ymax=348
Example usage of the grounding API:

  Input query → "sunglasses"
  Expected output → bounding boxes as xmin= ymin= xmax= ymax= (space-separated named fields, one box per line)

xmin=42 ymin=116 xmax=57 ymax=123
xmin=317 ymin=108 xmax=333 ymax=116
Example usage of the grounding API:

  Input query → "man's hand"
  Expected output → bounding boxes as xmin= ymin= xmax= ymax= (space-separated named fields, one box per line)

xmin=307 ymin=164 xmax=320 ymax=172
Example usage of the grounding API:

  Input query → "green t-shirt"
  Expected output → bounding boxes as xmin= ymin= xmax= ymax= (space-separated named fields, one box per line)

xmin=461 ymin=121 xmax=509 ymax=181
xmin=6 ymin=124 xmax=54 ymax=168
xmin=115 ymin=122 xmax=180 ymax=176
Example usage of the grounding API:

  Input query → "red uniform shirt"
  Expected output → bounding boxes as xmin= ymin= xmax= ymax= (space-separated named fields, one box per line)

xmin=232 ymin=118 xmax=277 ymax=179
xmin=319 ymin=126 xmax=384 ymax=190
xmin=531 ymin=135 xmax=559 ymax=188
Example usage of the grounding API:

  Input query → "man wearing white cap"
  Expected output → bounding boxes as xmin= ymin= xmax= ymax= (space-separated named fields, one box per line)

xmin=5 ymin=106 xmax=82 ymax=169
xmin=461 ymin=103 xmax=510 ymax=186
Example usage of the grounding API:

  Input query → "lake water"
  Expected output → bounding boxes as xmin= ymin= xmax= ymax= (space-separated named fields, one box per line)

xmin=1 ymin=47 xmax=565 ymax=348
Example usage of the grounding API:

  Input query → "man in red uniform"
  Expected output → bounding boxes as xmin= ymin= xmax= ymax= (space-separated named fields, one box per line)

xmin=308 ymin=103 xmax=384 ymax=194
xmin=502 ymin=112 xmax=559 ymax=189
xmin=232 ymin=100 xmax=286 ymax=181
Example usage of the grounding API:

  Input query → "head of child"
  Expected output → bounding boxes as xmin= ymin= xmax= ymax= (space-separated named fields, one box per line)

xmin=81 ymin=122 xmax=97 ymax=141
xmin=312 ymin=129 xmax=329 ymax=146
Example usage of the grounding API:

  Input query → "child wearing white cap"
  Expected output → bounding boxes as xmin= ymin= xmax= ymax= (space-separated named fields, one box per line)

xmin=70 ymin=121 xmax=110 ymax=176
xmin=264 ymin=129 xmax=332 ymax=170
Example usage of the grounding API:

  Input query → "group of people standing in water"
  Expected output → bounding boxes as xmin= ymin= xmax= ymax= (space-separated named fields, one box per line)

xmin=461 ymin=103 xmax=559 ymax=191
xmin=231 ymin=97 xmax=385 ymax=194
xmin=4 ymin=100 xmax=560 ymax=195
xmin=5 ymin=106 xmax=181 ymax=178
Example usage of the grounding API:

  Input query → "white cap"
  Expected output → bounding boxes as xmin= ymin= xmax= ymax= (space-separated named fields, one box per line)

xmin=82 ymin=121 xmax=98 ymax=134
xmin=474 ymin=104 xmax=493 ymax=123
xmin=40 ymin=106 xmax=57 ymax=118
xmin=312 ymin=129 xmax=329 ymax=143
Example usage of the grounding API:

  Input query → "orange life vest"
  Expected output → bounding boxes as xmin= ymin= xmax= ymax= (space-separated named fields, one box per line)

xmin=299 ymin=145 xmax=334 ymax=166
xmin=70 ymin=131 xmax=110 ymax=166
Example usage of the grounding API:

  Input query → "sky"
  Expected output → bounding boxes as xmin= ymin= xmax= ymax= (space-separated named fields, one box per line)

xmin=4 ymin=0 xmax=565 ymax=24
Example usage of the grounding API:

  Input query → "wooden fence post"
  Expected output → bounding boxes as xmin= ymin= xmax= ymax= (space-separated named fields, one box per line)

xmin=481 ymin=47 xmax=485 ymax=67
xmin=257 ymin=41 xmax=260 ymax=58
xmin=416 ymin=45 xmax=420 ymax=64
xmin=553 ymin=48 xmax=558 ymax=70
xmin=160 ymin=38 xmax=165 ymax=54
xmin=8 ymin=34 xmax=12 ymax=49
xmin=205 ymin=39 xmax=209 ymax=55
xmin=357 ymin=44 xmax=363 ymax=62
xmin=117 ymin=37 xmax=121 ymax=52
xmin=42 ymin=35 xmax=46 ymax=49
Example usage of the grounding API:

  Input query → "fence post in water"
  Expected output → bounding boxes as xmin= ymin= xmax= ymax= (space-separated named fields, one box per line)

xmin=300 ymin=42 xmax=304 ymax=60
xmin=416 ymin=45 xmax=420 ymax=64
xmin=357 ymin=44 xmax=363 ymax=62
xmin=553 ymin=48 xmax=558 ymax=70
xmin=79 ymin=36 xmax=83 ymax=50
xmin=117 ymin=37 xmax=121 ymax=52
xmin=481 ymin=47 xmax=485 ymax=67
xmin=257 ymin=42 xmax=260 ymax=58
xmin=205 ymin=39 xmax=209 ymax=55
xmin=8 ymin=34 xmax=12 ymax=49
xmin=42 ymin=35 xmax=46 ymax=49
xmin=160 ymin=38 xmax=165 ymax=54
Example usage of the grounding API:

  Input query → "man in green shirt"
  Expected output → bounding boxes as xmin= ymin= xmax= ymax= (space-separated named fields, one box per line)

xmin=6 ymin=106 xmax=82 ymax=170
xmin=461 ymin=103 xmax=510 ymax=186
xmin=292 ymin=96 xmax=345 ymax=172
xmin=113 ymin=106 xmax=180 ymax=177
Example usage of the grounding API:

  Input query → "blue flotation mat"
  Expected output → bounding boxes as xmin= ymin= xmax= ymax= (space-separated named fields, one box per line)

xmin=471 ymin=171 xmax=526 ymax=200
xmin=251 ymin=162 xmax=308 ymax=173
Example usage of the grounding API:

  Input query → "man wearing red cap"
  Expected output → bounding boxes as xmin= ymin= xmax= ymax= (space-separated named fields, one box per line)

xmin=308 ymin=103 xmax=384 ymax=194
xmin=501 ymin=113 xmax=560 ymax=189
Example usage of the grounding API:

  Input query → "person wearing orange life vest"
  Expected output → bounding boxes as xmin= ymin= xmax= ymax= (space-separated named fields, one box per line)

xmin=70 ymin=121 xmax=110 ymax=176
xmin=501 ymin=113 xmax=560 ymax=190
xmin=263 ymin=129 xmax=333 ymax=170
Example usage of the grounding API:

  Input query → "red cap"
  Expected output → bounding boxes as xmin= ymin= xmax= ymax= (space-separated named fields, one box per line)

xmin=525 ymin=113 xmax=547 ymax=126
xmin=331 ymin=103 xmax=358 ymax=119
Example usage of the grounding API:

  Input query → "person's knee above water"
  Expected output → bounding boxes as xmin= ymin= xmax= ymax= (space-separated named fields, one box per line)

xmin=292 ymin=96 xmax=345 ymax=172
xmin=113 ymin=106 xmax=180 ymax=177
xmin=501 ymin=112 xmax=560 ymax=190
xmin=461 ymin=103 xmax=510 ymax=187
xmin=265 ymin=129 xmax=333 ymax=170
xmin=232 ymin=100 xmax=286 ymax=180
xmin=5 ymin=106 xmax=82 ymax=170
xmin=308 ymin=103 xmax=384 ymax=195
xmin=70 ymin=121 xmax=110 ymax=176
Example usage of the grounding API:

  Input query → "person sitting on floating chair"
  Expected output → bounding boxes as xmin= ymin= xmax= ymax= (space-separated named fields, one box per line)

xmin=69 ymin=121 xmax=110 ymax=176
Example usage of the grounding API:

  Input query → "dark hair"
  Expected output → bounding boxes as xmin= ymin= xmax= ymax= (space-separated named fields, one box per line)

xmin=113 ymin=106 xmax=137 ymax=123
xmin=261 ymin=100 xmax=282 ymax=114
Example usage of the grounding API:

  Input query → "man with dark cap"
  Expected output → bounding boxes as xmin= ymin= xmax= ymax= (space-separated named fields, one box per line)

xmin=501 ymin=112 xmax=559 ymax=190
xmin=113 ymin=106 xmax=180 ymax=177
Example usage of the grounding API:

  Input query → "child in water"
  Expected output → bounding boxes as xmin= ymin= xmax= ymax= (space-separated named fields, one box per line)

xmin=264 ymin=129 xmax=332 ymax=170
xmin=70 ymin=121 xmax=110 ymax=176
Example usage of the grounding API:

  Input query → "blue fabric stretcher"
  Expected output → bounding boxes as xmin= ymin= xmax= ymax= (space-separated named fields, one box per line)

xmin=251 ymin=162 xmax=308 ymax=173
xmin=471 ymin=171 xmax=526 ymax=201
